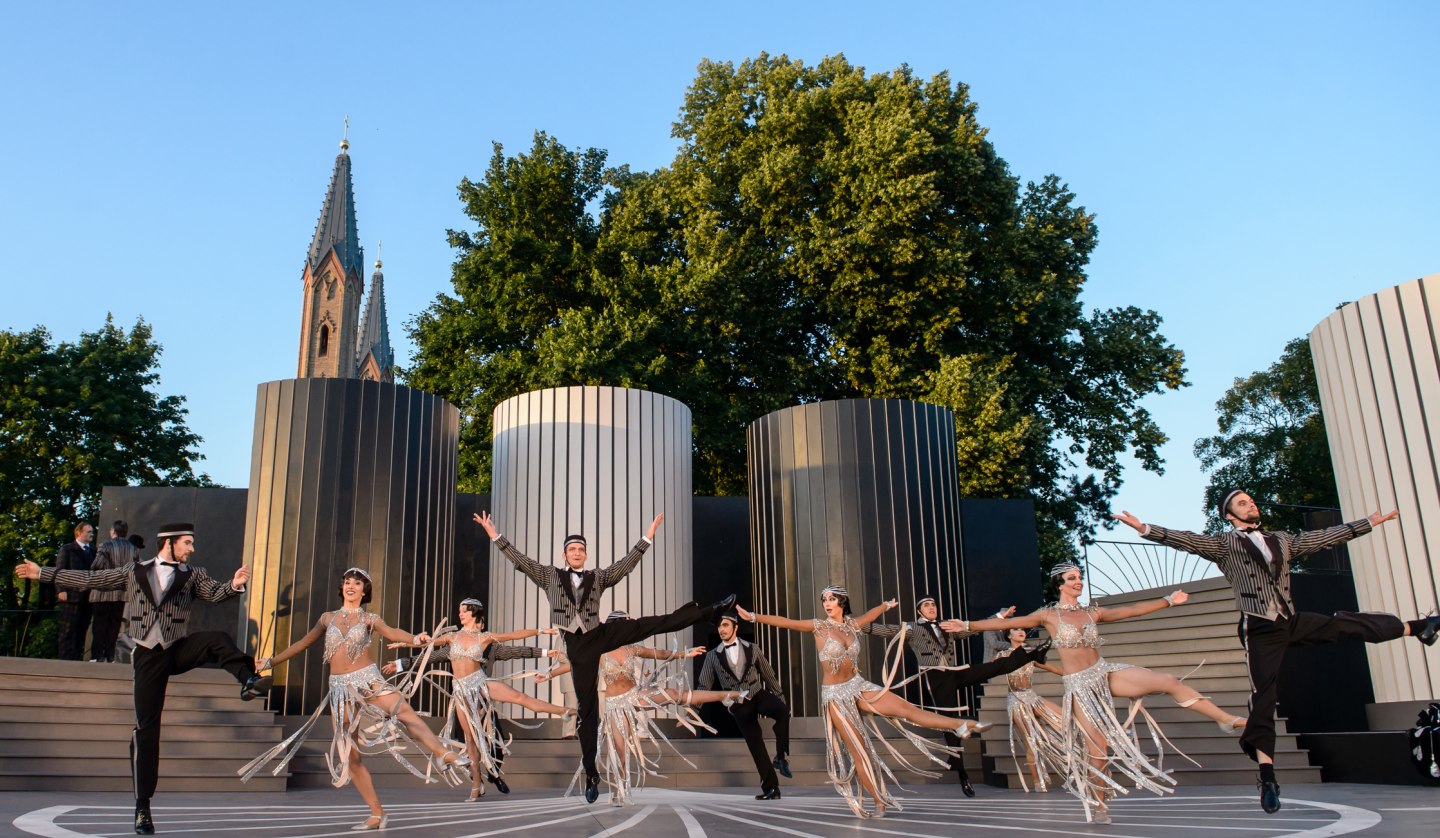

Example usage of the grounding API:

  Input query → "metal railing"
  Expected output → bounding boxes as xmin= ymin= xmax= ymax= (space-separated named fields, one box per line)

xmin=1080 ymin=540 xmax=1222 ymax=599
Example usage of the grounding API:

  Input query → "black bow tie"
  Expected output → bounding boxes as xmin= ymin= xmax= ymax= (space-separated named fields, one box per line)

xmin=1240 ymin=527 xmax=1263 ymax=534
xmin=158 ymin=561 xmax=181 ymax=568
xmin=724 ymin=642 xmax=738 ymax=649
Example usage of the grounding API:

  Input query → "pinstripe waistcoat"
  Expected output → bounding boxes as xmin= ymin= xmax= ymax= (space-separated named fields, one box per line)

xmin=1142 ymin=519 xmax=1372 ymax=620
xmin=697 ymin=638 xmax=784 ymax=696
xmin=494 ymin=535 xmax=649 ymax=634
xmin=41 ymin=560 xmax=242 ymax=647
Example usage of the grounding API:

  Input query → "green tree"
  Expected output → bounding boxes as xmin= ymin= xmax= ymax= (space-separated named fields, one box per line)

xmin=0 ymin=317 xmax=212 ymax=656
xmin=407 ymin=53 xmax=1188 ymax=561
xmin=1194 ymin=337 xmax=1338 ymax=536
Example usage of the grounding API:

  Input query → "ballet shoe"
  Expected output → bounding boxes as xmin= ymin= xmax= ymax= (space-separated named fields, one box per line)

xmin=955 ymin=719 xmax=992 ymax=739
xmin=1219 ymin=716 xmax=1245 ymax=734
xmin=466 ymin=784 xmax=485 ymax=802
xmin=351 ymin=814 xmax=387 ymax=831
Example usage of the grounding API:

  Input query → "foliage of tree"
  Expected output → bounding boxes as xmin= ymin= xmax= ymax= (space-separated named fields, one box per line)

xmin=407 ymin=53 xmax=1188 ymax=562
xmin=1194 ymin=337 xmax=1338 ymax=535
xmin=0 ymin=317 xmax=212 ymax=656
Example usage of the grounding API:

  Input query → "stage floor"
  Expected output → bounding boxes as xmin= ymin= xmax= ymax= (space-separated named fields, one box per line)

xmin=5 ymin=783 xmax=1438 ymax=837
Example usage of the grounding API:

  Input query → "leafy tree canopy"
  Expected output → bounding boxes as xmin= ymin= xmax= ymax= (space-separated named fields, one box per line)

xmin=0 ymin=316 xmax=211 ymax=655
xmin=407 ymin=53 xmax=1187 ymax=561
xmin=1195 ymin=337 xmax=1338 ymax=535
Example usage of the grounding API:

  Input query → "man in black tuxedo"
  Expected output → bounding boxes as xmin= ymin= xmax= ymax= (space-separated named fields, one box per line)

xmin=697 ymin=611 xmax=791 ymax=799
xmin=90 ymin=520 xmax=139 ymax=662
xmin=16 ymin=522 xmax=269 ymax=834
xmin=55 ymin=521 xmax=96 ymax=660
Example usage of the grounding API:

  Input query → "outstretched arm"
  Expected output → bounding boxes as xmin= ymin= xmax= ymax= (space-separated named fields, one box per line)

xmin=862 ymin=621 xmax=900 ymax=639
xmin=19 ymin=559 xmax=130 ymax=592
xmin=535 ymin=661 xmax=572 ymax=682
xmin=634 ymin=644 xmax=704 ymax=660
xmin=1113 ymin=510 xmax=1227 ymax=563
xmin=736 ymin=604 xmax=813 ymax=633
xmin=261 ymin=615 xmax=328 ymax=670
xmin=486 ymin=627 xmax=559 ymax=644
xmin=1097 ymin=590 xmax=1187 ymax=622
xmin=1285 ymin=513 xmax=1386 ymax=558
xmin=597 ymin=513 xmax=665 ymax=590
xmin=947 ymin=607 xmax=1048 ymax=634
xmin=371 ymin=616 xmax=431 ymax=647
xmin=852 ymin=599 xmax=899 ymax=629
xmin=476 ymin=511 xmax=555 ymax=588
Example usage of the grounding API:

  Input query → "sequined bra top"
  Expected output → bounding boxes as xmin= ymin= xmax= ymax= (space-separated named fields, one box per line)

xmin=814 ymin=618 xmax=861 ymax=674
xmin=448 ymin=631 xmax=491 ymax=662
xmin=1005 ymin=659 xmax=1036 ymax=691
xmin=1051 ymin=606 xmax=1103 ymax=649
xmin=600 ymin=645 xmax=644 ymax=688
xmin=324 ymin=610 xmax=378 ymax=663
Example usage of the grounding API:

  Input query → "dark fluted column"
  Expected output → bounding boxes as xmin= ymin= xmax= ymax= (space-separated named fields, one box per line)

xmin=747 ymin=399 xmax=964 ymax=717
xmin=241 ymin=378 xmax=459 ymax=714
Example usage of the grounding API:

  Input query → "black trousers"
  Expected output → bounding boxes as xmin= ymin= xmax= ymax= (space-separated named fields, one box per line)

xmin=89 ymin=602 xmax=125 ymax=662
xmin=730 ymin=689 xmax=790 ymax=791
xmin=564 ymin=601 xmax=714 ymax=781
xmin=131 ymin=632 xmax=255 ymax=801
xmin=57 ymin=600 xmax=92 ymax=660
xmin=1237 ymin=610 xmax=1404 ymax=761
xmin=923 ymin=649 xmax=1040 ymax=770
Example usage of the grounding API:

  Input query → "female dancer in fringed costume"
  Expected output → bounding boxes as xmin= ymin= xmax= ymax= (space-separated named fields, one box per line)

xmin=387 ymin=597 xmax=574 ymax=801
xmin=737 ymin=587 xmax=988 ymax=819
xmin=993 ymin=627 xmax=1067 ymax=792
xmin=539 ymin=610 xmax=745 ymax=806
xmin=239 ymin=568 xmax=470 ymax=831
xmin=955 ymin=563 xmax=1247 ymax=824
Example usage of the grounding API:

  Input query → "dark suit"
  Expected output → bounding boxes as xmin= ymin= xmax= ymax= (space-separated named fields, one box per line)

xmin=1143 ymin=521 xmax=1405 ymax=760
xmin=55 ymin=540 xmax=95 ymax=660
xmin=866 ymin=620 xmax=1041 ymax=770
xmin=40 ymin=560 xmax=256 ymax=801
xmin=698 ymin=638 xmax=790 ymax=792
xmin=494 ymin=534 xmax=716 ymax=782
xmin=89 ymin=536 xmax=138 ymax=661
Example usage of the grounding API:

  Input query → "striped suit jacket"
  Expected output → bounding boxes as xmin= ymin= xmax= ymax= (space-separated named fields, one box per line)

xmin=697 ymin=638 xmax=784 ymax=697
xmin=1141 ymin=519 xmax=1372 ymax=619
xmin=865 ymin=621 xmax=961 ymax=668
xmin=494 ymin=535 xmax=649 ymax=634
xmin=41 ymin=560 xmax=242 ymax=647
xmin=89 ymin=537 xmax=139 ymax=604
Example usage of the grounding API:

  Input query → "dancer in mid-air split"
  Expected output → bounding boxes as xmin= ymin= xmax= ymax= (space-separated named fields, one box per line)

xmin=239 ymin=568 xmax=470 ymax=831
xmin=957 ymin=563 xmax=1247 ymax=824
xmin=737 ymin=587 xmax=987 ymax=819
xmin=476 ymin=510 xmax=736 ymax=804
xmin=1114 ymin=491 xmax=1440 ymax=814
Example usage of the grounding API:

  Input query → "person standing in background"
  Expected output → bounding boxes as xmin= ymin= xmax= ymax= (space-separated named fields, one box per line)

xmin=55 ymin=521 xmax=96 ymax=660
xmin=89 ymin=520 xmax=138 ymax=662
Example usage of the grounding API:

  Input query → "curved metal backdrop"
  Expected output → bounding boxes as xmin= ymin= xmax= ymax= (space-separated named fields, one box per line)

xmin=747 ymin=399 xmax=966 ymax=716
xmin=487 ymin=386 xmax=694 ymax=716
xmin=240 ymin=378 xmax=459 ymax=714
xmin=1310 ymin=275 xmax=1440 ymax=705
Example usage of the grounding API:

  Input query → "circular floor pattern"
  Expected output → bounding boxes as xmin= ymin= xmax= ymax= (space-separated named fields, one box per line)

xmin=12 ymin=788 xmax=1382 ymax=838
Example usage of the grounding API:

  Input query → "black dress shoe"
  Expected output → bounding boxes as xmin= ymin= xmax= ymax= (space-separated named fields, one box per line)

xmin=710 ymin=593 xmax=737 ymax=613
xmin=959 ymin=775 xmax=976 ymax=797
xmin=772 ymin=755 xmax=792 ymax=779
xmin=240 ymin=674 xmax=272 ymax=701
xmin=1031 ymin=639 xmax=1052 ymax=665
xmin=1415 ymin=615 xmax=1440 ymax=646
xmin=489 ymin=774 xmax=510 ymax=794
xmin=755 ymin=788 xmax=782 ymax=800
xmin=1259 ymin=779 xmax=1281 ymax=814
xmin=584 ymin=774 xmax=599 ymax=804
xmin=134 ymin=801 xmax=154 ymax=835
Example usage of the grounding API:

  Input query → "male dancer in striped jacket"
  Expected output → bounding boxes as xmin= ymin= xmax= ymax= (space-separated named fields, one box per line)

xmin=474 ymin=511 xmax=734 ymax=803
xmin=1114 ymin=491 xmax=1439 ymax=814
xmin=15 ymin=523 xmax=268 ymax=834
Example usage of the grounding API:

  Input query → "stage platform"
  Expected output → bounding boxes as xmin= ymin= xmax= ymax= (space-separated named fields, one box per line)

xmin=6 ymin=783 xmax=1438 ymax=837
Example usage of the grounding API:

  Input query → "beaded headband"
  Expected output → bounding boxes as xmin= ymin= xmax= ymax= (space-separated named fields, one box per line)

xmin=344 ymin=567 xmax=372 ymax=581
xmin=460 ymin=598 xmax=484 ymax=610
xmin=820 ymin=585 xmax=849 ymax=599
xmin=1048 ymin=562 xmax=1082 ymax=579
xmin=605 ymin=610 xmax=629 ymax=622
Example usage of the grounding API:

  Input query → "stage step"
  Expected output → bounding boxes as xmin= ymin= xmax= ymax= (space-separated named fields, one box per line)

xmin=0 ymin=657 xmax=287 ymax=793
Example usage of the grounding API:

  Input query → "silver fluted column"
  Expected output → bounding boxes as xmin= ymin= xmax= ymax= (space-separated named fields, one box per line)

xmin=1310 ymin=274 xmax=1440 ymax=705
xmin=748 ymin=399 xmax=965 ymax=717
xmin=487 ymin=386 xmax=694 ymax=716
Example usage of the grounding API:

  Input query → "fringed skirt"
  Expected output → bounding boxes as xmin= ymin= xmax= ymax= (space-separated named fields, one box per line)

xmin=818 ymin=675 xmax=961 ymax=818
xmin=238 ymin=664 xmax=461 ymax=788
xmin=588 ymin=687 xmax=716 ymax=805
xmin=436 ymin=669 xmax=509 ymax=782
xmin=1006 ymin=688 xmax=1067 ymax=792
xmin=1059 ymin=658 xmax=1179 ymax=822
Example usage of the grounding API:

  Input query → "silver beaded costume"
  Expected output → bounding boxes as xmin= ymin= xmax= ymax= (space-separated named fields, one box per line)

xmin=1000 ymin=653 xmax=1067 ymax=792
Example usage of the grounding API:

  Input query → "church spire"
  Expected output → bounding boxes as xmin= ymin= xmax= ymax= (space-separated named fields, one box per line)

xmin=297 ymin=131 xmax=366 ymax=379
xmin=305 ymin=130 xmax=364 ymax=282
xmin=356 ymin=246 xmax=394 ymax=383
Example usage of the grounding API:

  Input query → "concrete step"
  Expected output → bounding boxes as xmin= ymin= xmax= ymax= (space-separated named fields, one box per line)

xmin=0 ymin=721 xmax=286 ymax=741
xmin=0 ymin=687 xmax=261 ymax=713
xmin=984 ymin=765 xmax=1321 ymax=789
xmin=0 ymin=773 xmax=289 ymax=793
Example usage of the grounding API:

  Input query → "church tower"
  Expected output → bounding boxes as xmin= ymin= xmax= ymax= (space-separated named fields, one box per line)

xmin=297 ymin=133 xmax=367 ymax=379
xmin=356 ymin=251 xmax=395 ymax=382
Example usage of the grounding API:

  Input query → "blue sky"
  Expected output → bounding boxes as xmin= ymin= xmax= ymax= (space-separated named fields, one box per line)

xmin=3 ymin=2 xmax=1437 ymax=542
